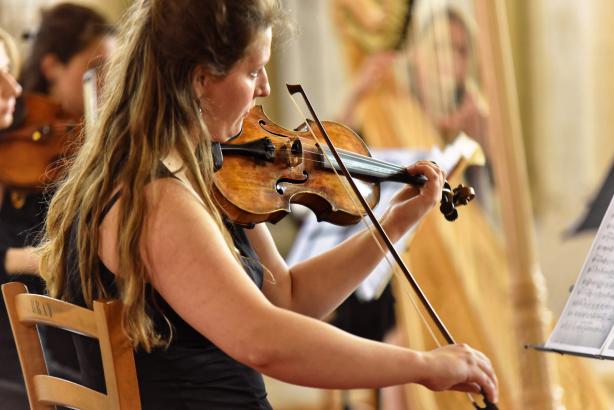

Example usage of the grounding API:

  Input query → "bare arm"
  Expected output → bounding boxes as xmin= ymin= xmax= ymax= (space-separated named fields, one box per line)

xmin=0 ymin=184 xmax=40 ymax=276
xmin=4 ymin=246 xmax=39 ymax=274
xmin=99 ymin=178 xmax=496 ymax=401
xmin=253 ymin=161 xmax=445 ymax=319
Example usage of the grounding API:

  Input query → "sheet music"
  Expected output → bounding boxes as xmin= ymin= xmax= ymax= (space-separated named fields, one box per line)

xmin=546 ymin=193 xmax=614 ymax=355
xmin=286 ymin=180 xmax=413 ymax=301
xmin=286 ymin=147 xmax=453 ymax=301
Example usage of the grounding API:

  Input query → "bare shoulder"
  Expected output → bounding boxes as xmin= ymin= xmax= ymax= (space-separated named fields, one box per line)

xmin=99 ymin=177 xmax=213 ymax=274
xmin=143 ymin=177 xmax=204 ymax=215
xmin=140 ymin=178 xmax=228 ymax=273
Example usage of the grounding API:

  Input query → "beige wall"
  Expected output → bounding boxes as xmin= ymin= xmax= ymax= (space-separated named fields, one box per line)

xmin=593 ymin=1 xmax=614 ymax=175
xmin=266 ymin=0 xmax=348 ymax=128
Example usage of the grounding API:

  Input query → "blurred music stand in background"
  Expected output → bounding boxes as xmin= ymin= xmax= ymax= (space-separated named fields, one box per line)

xmin=566 ymin=157 xmax=614 ymax=236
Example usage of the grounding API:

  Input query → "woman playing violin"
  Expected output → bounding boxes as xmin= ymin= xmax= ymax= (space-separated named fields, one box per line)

xmin=0 ymin=4 xmax=113 ymax=408
xmin=0 ymin=25 xmax=27 ymax=408
xmin=39 ymin=0 xmax=498 ymax=408
xmin=0 ymin=26 xmax=22 ymax=211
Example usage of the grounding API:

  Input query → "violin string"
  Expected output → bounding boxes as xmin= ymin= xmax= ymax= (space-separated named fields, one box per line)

xmin=221 ymin=148 xmax=404 ymax=174
xmin=284 ymin=154 xmax=401 ymax=174
xmin=255 ymin=137 xmax=405 ymax=171
xmin=223 ymin=142 xmax=406 ymax=173
xmin=256 ymin=132 xmax=407 ymax=172
xmin=302 ymin=140 xmax=405 ymax=171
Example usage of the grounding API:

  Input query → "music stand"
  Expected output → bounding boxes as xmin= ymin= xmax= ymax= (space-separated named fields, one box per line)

xmin=566 ymin=158 xmax=614 ymax=235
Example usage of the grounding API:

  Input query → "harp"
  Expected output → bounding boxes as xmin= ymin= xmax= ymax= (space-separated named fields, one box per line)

xmin=329 ymin=0 xmax=610 ymax=409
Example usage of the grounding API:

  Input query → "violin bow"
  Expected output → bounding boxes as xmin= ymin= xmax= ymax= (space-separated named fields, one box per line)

xmin=286 ymin=83 xmax=497 ymax=410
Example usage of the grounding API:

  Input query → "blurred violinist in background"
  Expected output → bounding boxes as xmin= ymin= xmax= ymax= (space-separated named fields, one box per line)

xmin=0 ymin=24 xmax=27 ymax=408
xmin=0 ymin=3 xmax=114 ymax=408
xmin=0 ymin=28 xmax=22 ymax=131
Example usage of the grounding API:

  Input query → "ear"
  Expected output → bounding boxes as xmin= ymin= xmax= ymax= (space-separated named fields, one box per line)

xmin=40 ymin=53 xmax=63 ymax=84
xmin=192 ymin=64 xmax=208 ymax=100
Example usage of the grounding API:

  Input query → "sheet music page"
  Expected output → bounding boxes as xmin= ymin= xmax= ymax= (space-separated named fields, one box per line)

xmin=546 ymin=193 xmax=614 ymax=355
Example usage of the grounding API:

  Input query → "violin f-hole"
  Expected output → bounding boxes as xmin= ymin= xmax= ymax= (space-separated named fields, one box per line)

xmin=275 ymin=170 xmax=308 ymax=195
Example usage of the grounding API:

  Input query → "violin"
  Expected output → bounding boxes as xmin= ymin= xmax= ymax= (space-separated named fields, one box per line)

xmin=0 ymin=92 xmax=81 ymax=190
xmin=213 ymin=105 xmax=474 ymax=227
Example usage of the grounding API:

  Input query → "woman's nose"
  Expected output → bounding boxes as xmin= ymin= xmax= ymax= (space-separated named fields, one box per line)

xmin=256 ymin=68 xmax=270 ymax=98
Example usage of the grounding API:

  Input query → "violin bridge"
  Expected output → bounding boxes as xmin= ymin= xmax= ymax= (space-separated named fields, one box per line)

xmin=281 ymin=137 xmax=303 ymax=168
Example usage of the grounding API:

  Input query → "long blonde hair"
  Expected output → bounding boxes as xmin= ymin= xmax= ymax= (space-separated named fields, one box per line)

xmin=39 ymin=0 xmax=287 ymax=351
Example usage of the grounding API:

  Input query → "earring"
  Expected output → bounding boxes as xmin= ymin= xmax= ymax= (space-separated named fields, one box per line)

xmin=197 ymin=97 xmax=203 ymax=114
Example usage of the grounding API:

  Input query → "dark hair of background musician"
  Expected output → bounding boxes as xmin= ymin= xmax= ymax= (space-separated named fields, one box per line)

xmin=19 ymin=2 xmax=114 ymax=93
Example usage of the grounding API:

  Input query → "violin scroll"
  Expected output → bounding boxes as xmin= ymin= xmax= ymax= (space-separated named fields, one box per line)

xmin=440 ymin=182 xmax=475 ymax=222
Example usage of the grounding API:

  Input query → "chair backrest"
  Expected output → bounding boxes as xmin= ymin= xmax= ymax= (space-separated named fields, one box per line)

xmin=2 ymin=281 xmax=141 ymax=410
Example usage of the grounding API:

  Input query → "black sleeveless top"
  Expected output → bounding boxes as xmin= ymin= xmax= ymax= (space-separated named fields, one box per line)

xmin=65 ymin=170 xmax=273 ymax=409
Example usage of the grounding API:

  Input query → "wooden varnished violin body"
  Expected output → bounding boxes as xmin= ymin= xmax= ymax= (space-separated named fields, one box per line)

xmin=213 ymin=105 xmax=473 ymax=226
xmin=0 ymin=93 xmax=81 ymax=190
xmin=214 ymin=106 xmax=386 ymax=226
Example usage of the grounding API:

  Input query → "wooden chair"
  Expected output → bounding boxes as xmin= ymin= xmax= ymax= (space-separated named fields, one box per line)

xmin=2 ymin=281 xmax=140 ymax=410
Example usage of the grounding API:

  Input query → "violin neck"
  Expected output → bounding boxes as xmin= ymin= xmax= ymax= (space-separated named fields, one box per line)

xmin=319 ymin=146 xmax=424 ymax=186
